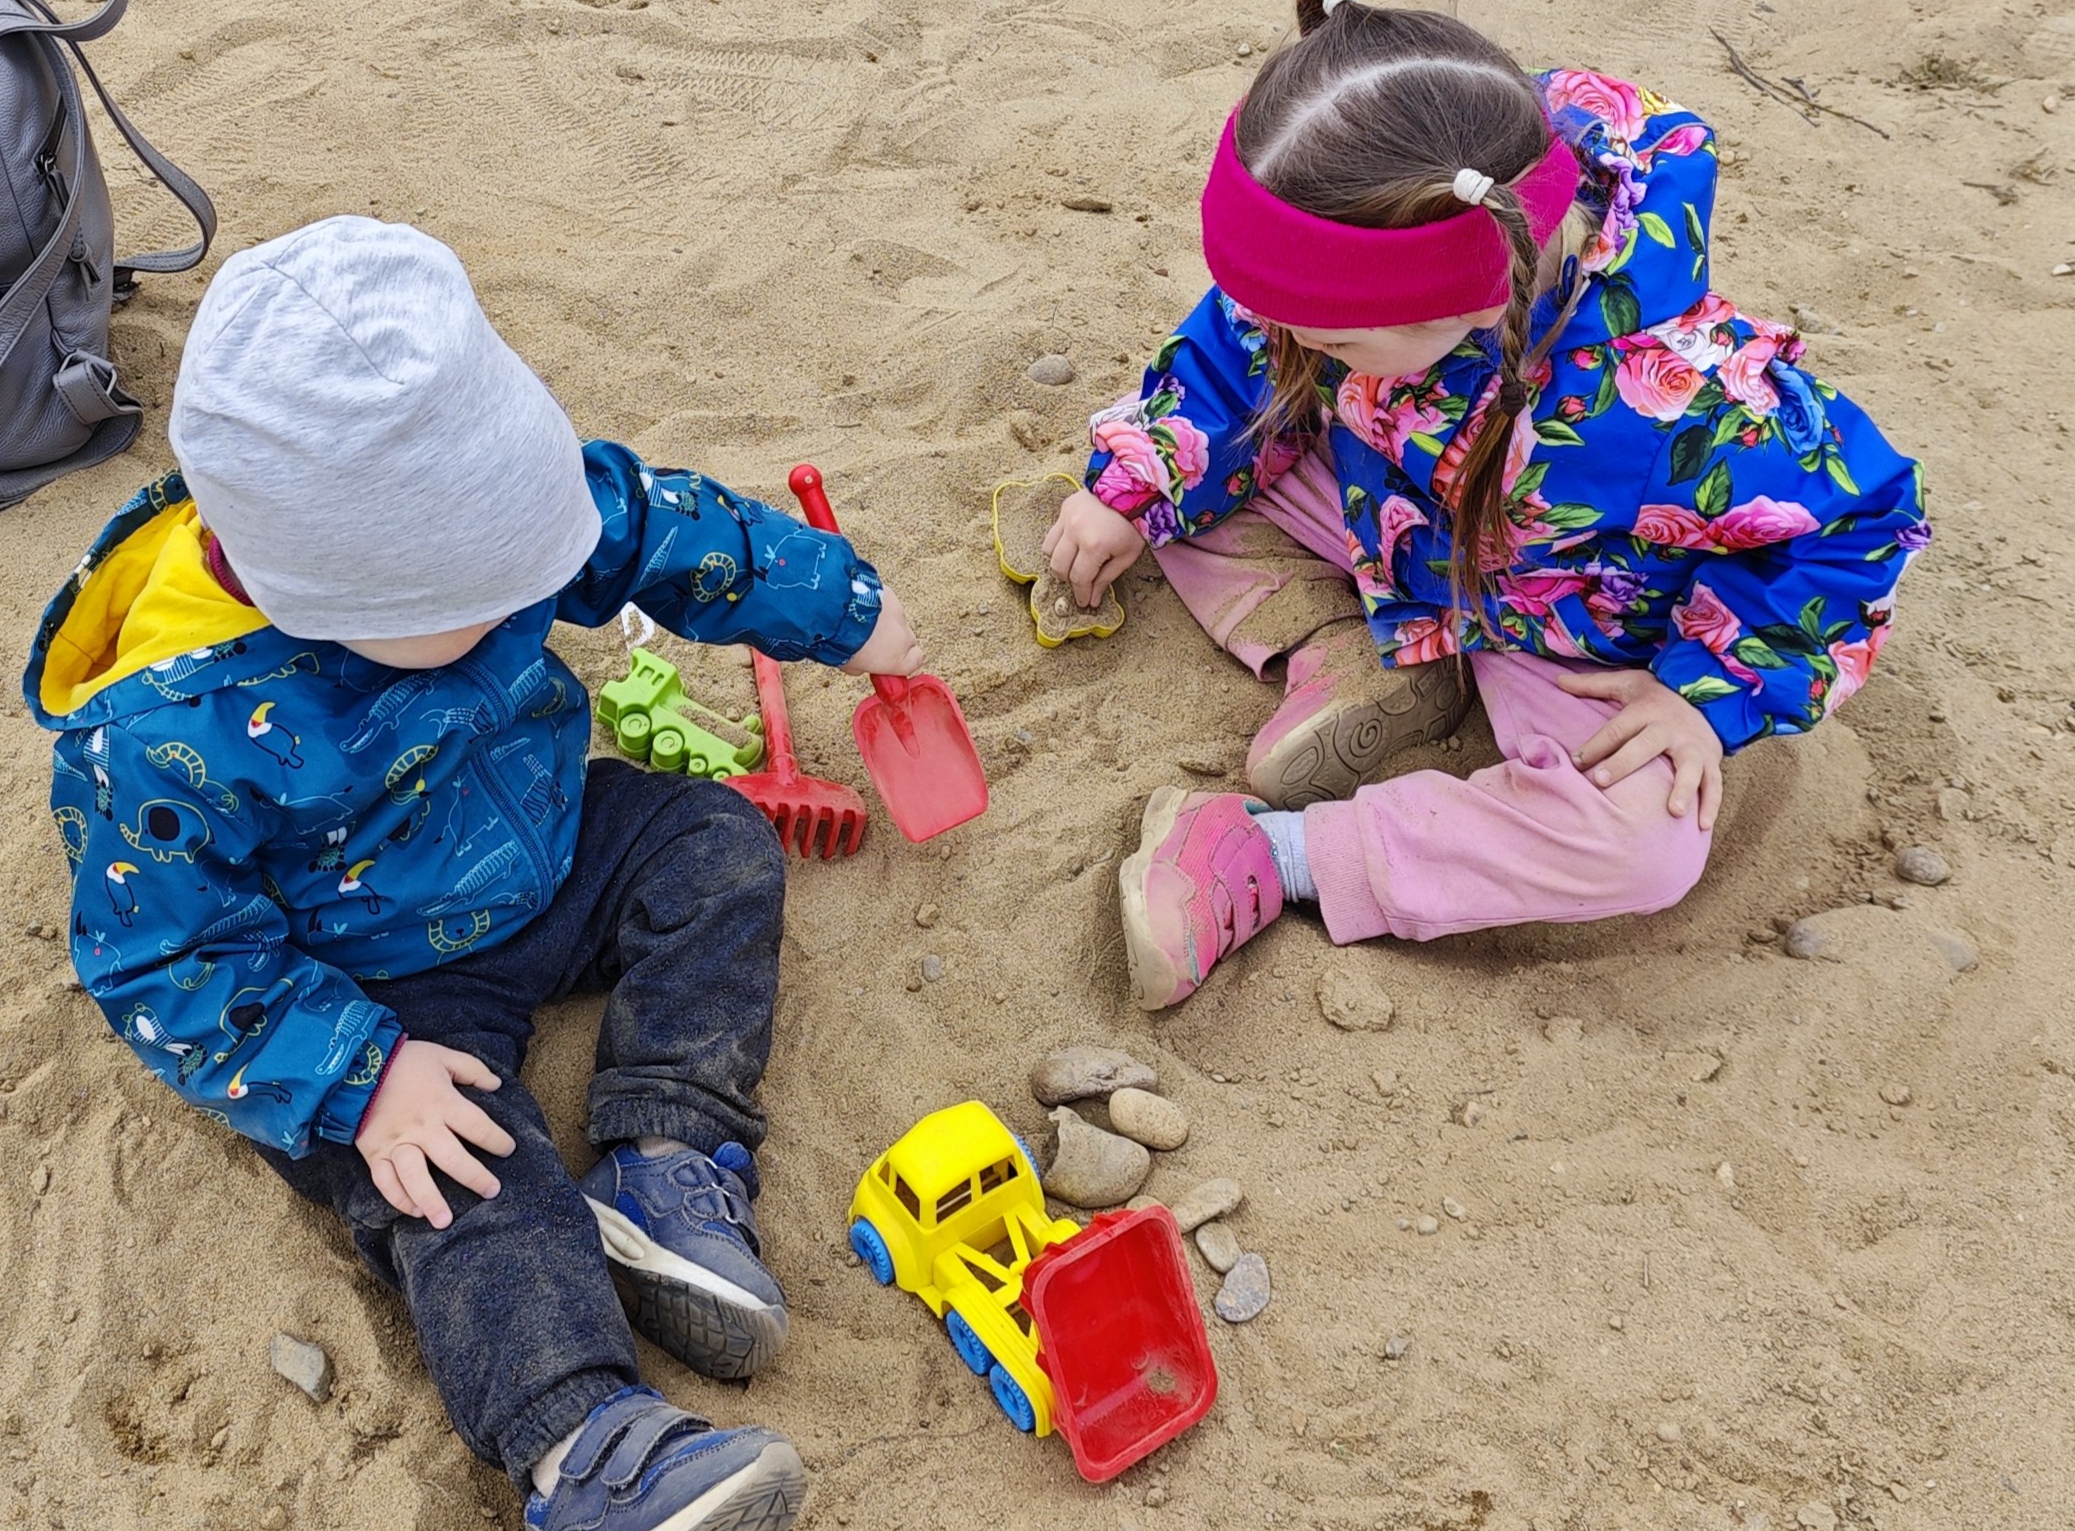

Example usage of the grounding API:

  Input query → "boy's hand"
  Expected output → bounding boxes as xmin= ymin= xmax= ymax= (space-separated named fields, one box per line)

xmin=1558 ymin=669 xmax=1725 ymax=831
xmin=1043 ymin=489 xmax=1145 ymax=608
xmin=355 ymin=1040 xmax=516 ymax=1229
xmin=841 ymin=584 xmax=924 ymax=676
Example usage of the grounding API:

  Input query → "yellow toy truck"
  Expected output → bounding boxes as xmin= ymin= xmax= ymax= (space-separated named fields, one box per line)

xmin=848 ymin=1101 xmax=1218 ymax=1480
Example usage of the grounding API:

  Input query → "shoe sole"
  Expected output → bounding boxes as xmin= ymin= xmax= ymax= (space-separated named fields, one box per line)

xmin=1119 ymin=786 xmax=1190 ymax=1012
xmin=1249 ymin=664 xmax=1473 ymax=810
xmin=586 ymin=1198 xmax=789 ymax=1381
xmin=652 ymin=1440 xmax=808 ymax=1531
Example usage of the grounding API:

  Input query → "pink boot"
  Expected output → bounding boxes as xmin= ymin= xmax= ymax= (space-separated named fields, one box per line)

xmin=1118 ymin=788 xmax=1284 ymax=1010
xmin=1245 ymin=621 xmax=1473 ymax=810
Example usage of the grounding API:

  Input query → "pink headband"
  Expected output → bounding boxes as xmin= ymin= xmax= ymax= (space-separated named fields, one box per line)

xmin=1200 ymin=111 xmax=1582 ymax=329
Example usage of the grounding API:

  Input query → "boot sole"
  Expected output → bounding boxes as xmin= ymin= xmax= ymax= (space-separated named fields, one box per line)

xmin=587 ymin=1198 xmax=790 ymax=1381
xmin=1249 ymin=663 xmax=1473 ymax=810
xmin=1119 ymin=786 xmax=1191 ymax=1012
xmin=653 ymin=1440 xmax=808 ymax=1531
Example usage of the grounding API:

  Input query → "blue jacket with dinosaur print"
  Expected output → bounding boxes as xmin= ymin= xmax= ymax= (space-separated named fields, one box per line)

xmin=23 ymin=441 xmax=880 ymax=1158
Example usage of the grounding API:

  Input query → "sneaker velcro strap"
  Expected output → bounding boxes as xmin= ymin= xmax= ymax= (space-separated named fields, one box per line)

xmin=597 ymin=1407 xmax=712 ymax=1493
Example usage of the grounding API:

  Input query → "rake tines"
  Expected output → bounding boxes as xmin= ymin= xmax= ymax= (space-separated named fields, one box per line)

xmin=727 ymin=653 xmax=869 ymax=860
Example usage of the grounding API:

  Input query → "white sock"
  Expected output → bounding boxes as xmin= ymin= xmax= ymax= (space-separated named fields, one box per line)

xmin=1252 ymin=809 xmax=1316 ymax=902
xmin=530 ymin=1423 xmax=583 ymax=1499
xmin=635 ymin=1135 xmax=690 ymax=1158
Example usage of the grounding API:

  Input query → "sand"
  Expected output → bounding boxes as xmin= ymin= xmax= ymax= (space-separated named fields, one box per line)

xmin=2 ymin=0 xmax=2074 ymax=1527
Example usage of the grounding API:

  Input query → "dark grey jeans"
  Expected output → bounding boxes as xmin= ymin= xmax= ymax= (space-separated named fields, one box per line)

xmin=258 ymin=761 xmax=786 ymax=1488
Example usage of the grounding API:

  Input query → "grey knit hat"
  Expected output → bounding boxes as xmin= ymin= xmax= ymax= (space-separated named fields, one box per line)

xmin=168 ymin=216 xmax=601 ymax=641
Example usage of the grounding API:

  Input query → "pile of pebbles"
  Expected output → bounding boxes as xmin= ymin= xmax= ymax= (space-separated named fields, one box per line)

xmin=1030 ymin=1046 xmax=1268 ymax=1323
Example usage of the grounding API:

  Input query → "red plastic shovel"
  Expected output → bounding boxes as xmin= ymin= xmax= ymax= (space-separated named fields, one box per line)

xmin=788 ymin=464 xmax=989 ymax=842
xmin=727 ymin=651 xmax=869 ymax=859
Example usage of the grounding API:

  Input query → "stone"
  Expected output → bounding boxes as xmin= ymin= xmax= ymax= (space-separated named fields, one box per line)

xmin=260 ymin=1508 xmax=288 ymax=1531
xmin=1895 ymin=846 xmax=1951 ymax=885
xmin=1107 ymin=1088 xmax=1189 ymax=1150
xmin=913 ymin=903 xmax=939 ymax=929
xmin=921 ymin=953 xmax=945 ymax=982
xmin=1371 ymin=1068 xmax=1399 ymax=1097
xmin=1879 ymin=1082 xmax=1913 ymax=1107
xmin=1213 ymin=1253 xmax=1271 ymax=1322
xmin=1442 ymin=1197 xmax=1467 ymax=1221
xmin=1168 ymin=1177 xmax=1244 ymax=1233
xmin=1455 ymin=1099 xmax=1485 ymax=1128
xmin=1126 ymin=1194 xmax=1162 ymax=1212
xmin=1930 ymin=928 xmax=1978 ymax=972
xmin=30 ymin=1164 xmax=49 ymax=1196
xmin=1030 ymin=1046 xmax=1156 ymax=1106
xmin=1542 ymin=1016 xmax=1584 ymax=1044
xmin=1654 ymin=1421 xmax=1681 ymax=1443
xmin=1783 ymin=918 xmax=1831 ymax=959
xmin=1790 ymin=304 xmax=1837 ymax=334
xmin=1795 ymin=1505 xmax=1836 ymax=1531
xmin=1317 ymin=968 xmax=1393 ymax=1031
xmin=270 ymin=1333 xmax=333 ymax=1404
xmin=1416 ymin=1215 xmax=1440 ymax=1236
xmin=1042 ymin=1106 xmax=1151 ymax=1208
xmin=1194 ymin=1222 xmax=1242 ymax=1274
xmin=1143 ymin=1484 xmax=1169 ymax=1508
xmin=1383 ymin=1335 xmax=1410 ymax=1360
xmin=1026 ymin=354 xmax=1076 ymax=386
xmin=1716 ymin=1162 xmax=1737 ymax=1189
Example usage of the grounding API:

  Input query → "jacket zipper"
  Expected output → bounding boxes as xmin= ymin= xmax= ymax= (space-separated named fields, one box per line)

xmin=456 ymin=657 xmax=556 ymax=899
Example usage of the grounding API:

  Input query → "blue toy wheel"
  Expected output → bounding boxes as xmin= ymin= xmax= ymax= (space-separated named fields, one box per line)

xmin=849 ymin=1219 xmax=894 ymax=1286
xmin=988 ymin=1364 xmax=1037 ymax=1433
xmin=945 ymin=1309 xmax=992 ymax=1376
xmin=1010 ymin=1132 xmax=1040 ymax=1182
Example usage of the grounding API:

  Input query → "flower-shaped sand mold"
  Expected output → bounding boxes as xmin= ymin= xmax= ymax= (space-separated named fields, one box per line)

xmin=991 ymin=474 xmax=1125 ymax=648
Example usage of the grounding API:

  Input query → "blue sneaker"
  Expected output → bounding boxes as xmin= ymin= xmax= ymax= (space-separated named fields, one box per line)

xmin=524 ymin=1386 xmax=805 ymax=1531
xmin=580 ymin=1143 xmax=788 ymax=1381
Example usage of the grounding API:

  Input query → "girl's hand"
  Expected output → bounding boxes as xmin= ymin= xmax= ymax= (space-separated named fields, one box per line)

xmin=1557 ymin=669 xmax=1725 ymax=831
xmin=842 ymin=584 xmax=924 ymax=676
xmin=1043 ymin=489 xmax=1145 ymax=608
xmin=355 ymin=1040 xmax=516 ymax=1229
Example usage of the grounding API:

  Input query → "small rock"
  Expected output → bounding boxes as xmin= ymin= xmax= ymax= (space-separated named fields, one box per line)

xmin=1654 ymin=1421 xmax=1681 ymax=1442
xmin=1608 ymin=1315 xmax=1624 ymax=1331
xmin=1213 ymin=1253 xmax=1271 ymax=1322
xmin=1371 ymin=1068 xmax=1399 ymax=1097
xmin=1042 ymin=1106 xmax=1151 ymax=1208
xmin=921 ymin=953 xmax=945 ymax=982
xmin=1316 ymin=968 xmax=1393 ymax=1031
xmin=1126 ymin=1194 xmax=1163 ymax=1212
xmin=1415 ymin=1215 xmax=1440 ymax=1236
xmin=1879 ymin=1082 xmax=1913 ymax=1107
xmin=1784 ymin=918 xmax=1831 ymax=960
xmin=1143 ymin=1483 xmax=1169 ymax=1508
xmin=1795 ymin=1504 xmax=1836 ymax=1531
xmin=913 ymin=903 xmax=939 ymax=929
xmin=1030 ymin=1046 xmax=1157 ymax=1105
xmin=1716 ymin=1162 xmax=1737 ymax=1189
xmin=260 ymin=1508 xmax=288 ymax=1531
xmin=1442 ymin=1197 xmax=1467 ymax=1221
xmin=1177 ymin=754 xmax=1231 ymax=777
xmin=1382 ymin=1334 xmax=1410 ymax=1360
xmin=1108 ymin=1088 xmax=1190 ymax=1151
xmin=1790 ymin=304 xmax=1836 ymax=334
xmin=2045 ymin=94 xmax=2060 ymax=114
xmin=1059 ymin=195 xmax=1112 ymax=214
xmin=31 ymin=1164 xmax=50 ymax=1195
xmin=1930 ymin=928 xmax=1978 ymax=973
xmin=19 ymin=922 xmax=35 ymax=937
xmin=2055 ymin=262 xmax=2075 ymax=278
xmin=1026 ymin=354 xmax=1076 ymax=386
xmin=1688 ymin=1052 xmax=1723 ymax=1083
xmin=1236 ymin=41 xmax=1253 ymax=56
xmin=1542 ymin=1016 xmax=1584 ymax=1044
xmin=1455 ymin=1099 xmax=1485 ymax=1128
xmin=1894 ymin=845 xmax=1951 ymax=886
xmin=1168 ymin=1176 xmax=1244 ymax=1233
xmin=1195 ymin=1222 xmax=1242 ymax=1273
xmin=270 ymin=1333 xmax=333 ymax=1404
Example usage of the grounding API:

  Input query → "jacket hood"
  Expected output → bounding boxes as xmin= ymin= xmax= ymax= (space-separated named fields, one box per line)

xmin=23 ymin=473 xmax=310 ymax=733
xmin=1537 ymin=70 xmax=1720 ymax=344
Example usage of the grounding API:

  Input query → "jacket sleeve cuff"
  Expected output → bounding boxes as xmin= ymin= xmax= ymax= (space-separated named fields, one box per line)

xmin=812 ymin=554 xmax=883 ymax=668
xmin=1649 ymin=639 xmax=1771 ymax=754
xmin=313 ymin=1013 xmax=407 ymax=1149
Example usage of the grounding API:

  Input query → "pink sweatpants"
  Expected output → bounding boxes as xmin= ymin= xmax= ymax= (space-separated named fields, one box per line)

xmin=1151 ymin=452 xmax=1713 ymax=945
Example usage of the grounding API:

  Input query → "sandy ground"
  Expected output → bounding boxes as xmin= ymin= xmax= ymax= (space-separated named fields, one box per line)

xmin=2 ymin=0 xmax=2074 ymax=1527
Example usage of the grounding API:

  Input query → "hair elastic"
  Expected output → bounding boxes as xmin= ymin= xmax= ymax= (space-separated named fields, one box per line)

xmin=1200 ymin=111 xmax=1580 ymax=329
xmin=1451 ymin=168 xmax=1496 ymax=206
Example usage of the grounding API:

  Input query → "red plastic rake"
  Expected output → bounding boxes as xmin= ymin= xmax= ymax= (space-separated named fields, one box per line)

xmin=726 ymin=651 xmax=868 ymax=858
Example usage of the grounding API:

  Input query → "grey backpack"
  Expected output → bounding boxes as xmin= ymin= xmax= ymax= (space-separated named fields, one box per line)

xmin=1 ymin=0 xmax=213 ymax=507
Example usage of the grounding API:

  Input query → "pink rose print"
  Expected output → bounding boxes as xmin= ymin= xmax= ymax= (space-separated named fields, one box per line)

xmin=1337 ymin=373 xmax=1447 ymax=465
xmin=1389 ymin=617 xmax=1459 ymax=666
xmin=1650 ymin=122 xmax=1712 ymax=158
xmin=1718 ymin=336 xmax=1783 ymax=414
xmin=1543 ymin=69 xmax=1649 ymax=142
xmin=1613 ymin=342 xmax=1706 ymax=422
xmin=1707 ymin=495 xmax=1819 ymax=551
xmin=1253 ymin=432 xmax=1306 ymax=491
xmin=1430 ymin=379 xmax=1541 ymax=505
xmin=1633 ymin=503 xmax=1711 ymax=549
xmin=1089 ymin=419 xmax=1166 ymax=514
xmin=1156 ymin=415 xmax=1213 ymax=493
xmin=1673 ymin=583 xmax=1741 ymax=655
xmin=1497 ymin=569 xmax=1590 ymax=619
xmin=1374 ymin=494 xmax=1430 ymax=565
xmin=1824 ymin=624 xmax=1890 ymax=716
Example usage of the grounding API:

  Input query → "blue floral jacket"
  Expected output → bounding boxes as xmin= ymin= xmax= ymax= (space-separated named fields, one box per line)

xmin=1084 ymin=71 xmax=1928 ymax=750
xmin=24 ymin=442 xmax=880 ymax=1157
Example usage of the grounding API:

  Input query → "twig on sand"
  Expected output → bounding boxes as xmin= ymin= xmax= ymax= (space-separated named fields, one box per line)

xmin=1711 ymin=30 xmax=1893 ymax=140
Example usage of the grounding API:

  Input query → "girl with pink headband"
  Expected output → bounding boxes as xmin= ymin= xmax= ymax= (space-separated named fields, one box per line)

xmin=1040 ymin=4 xmax=1929 ymax=1009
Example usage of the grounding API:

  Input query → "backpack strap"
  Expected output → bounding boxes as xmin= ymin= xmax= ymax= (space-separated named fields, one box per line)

xmin=0 ymin=29 xmax=91 ymax=379
xmin=9 ymin=0 xmax=215 ymax=281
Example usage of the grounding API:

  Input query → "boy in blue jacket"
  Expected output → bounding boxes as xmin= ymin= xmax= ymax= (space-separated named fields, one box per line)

xmin=23 ymin=218 xmax=915 ymax=1531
